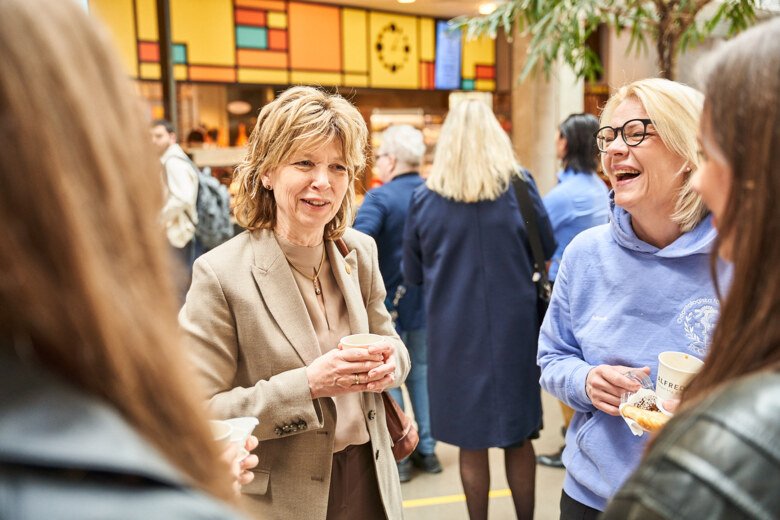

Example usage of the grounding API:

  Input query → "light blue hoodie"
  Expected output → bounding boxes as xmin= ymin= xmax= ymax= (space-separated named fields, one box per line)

xmin=538 ymin=195 xmax=730 ymax=511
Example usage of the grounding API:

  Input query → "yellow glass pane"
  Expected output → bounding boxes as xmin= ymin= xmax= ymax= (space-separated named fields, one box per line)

xmin=90 ymin=0 xmax=138 ymax=76
xmin=174 ymin=64 xmax=188 ymax=80
xmin=462 ymin=33 xmax=495 ymax=81
xmin=290 ymin=71 xmax=342 ymax=86
xmin=475 ymin=79 xmax=496 ymax=91
xmin=267 ymin=12 xmax=287 ymax=29
xmin=420 ymin=17 xmax=435 ymax=62
xmin=343 ymin=73 xmax=369 ymax=87
xmin=171 ymin=0 xmax=235 ymax=66
xmin=369 ymin=12 xmax=418 ymax=89
xmin=342 ymin=8 xmax=368 ymax=73
xmin=238 ymin=68 xmax=289 ymax=84
xmin=139 ymin=62 xmax=161 ymax=79
xmin=135 ymin=0 xmax=157 ymax=40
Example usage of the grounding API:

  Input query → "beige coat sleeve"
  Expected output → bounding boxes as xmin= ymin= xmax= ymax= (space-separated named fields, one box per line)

xmin=179 ymin=256 xmax=325 ymax=441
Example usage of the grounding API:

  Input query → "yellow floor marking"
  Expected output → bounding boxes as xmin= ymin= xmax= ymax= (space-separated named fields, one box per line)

xmin=403 ymin=489 xmax=512 ymax=508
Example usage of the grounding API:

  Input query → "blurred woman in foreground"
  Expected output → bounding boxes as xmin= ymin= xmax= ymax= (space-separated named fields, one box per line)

xmin=0 ymin=0 xmax=245 ymax=516
xmin=604 ymin=18 xmax=780 ymax=518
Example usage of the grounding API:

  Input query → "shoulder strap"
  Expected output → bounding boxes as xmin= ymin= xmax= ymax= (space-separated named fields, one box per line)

xmin=512 ymin=171 xmax=549 ymax=287
xmin=335 ymin=237 xmax=349 ymax=258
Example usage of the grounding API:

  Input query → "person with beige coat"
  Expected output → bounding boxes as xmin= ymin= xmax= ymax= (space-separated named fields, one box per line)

xmin=180 ymin=86 xmax=410 ymax=520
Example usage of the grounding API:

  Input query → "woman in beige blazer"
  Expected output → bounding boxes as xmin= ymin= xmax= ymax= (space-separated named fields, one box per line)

xmin=180 ymin=86 xmax=410 ymax=520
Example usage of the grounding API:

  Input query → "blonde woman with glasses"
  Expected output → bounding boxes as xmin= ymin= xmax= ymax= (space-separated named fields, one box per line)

xmin=403 ymin=99 xmax=556 ymax=520
xmin=538 ymin=78 xmax=730 ymax=519
xmin=603 ymin=18 xmax=780 ymax=519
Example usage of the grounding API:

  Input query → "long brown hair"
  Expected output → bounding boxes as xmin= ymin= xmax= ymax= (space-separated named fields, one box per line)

xmin=0 ymin=0 xmax=233 ymax=501
xmin=683 ymin=18 xmax=780 ymax=404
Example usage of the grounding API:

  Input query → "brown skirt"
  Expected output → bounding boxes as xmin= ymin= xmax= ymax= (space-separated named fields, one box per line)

xmin=327 ymin=442 xmax=387 ymax=520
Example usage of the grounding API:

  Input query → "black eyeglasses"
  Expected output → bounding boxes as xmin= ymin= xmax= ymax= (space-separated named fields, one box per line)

xmin=594 ymin=118 xmax=655 ymax=152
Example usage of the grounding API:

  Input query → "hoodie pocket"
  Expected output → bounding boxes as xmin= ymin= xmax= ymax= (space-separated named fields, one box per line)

xmin=569 ymin=412 xmax=645 ymax=501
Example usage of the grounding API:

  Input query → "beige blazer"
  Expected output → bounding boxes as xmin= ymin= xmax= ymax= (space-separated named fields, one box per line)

xmin=180 ymin=227 xmax=410 ymax=520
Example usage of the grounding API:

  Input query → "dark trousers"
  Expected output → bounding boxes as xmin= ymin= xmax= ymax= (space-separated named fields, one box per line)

xmin=560 ymin=490 xmax=601 ymax=520
xmin=327 ymin=442 xmax=386 ymax=520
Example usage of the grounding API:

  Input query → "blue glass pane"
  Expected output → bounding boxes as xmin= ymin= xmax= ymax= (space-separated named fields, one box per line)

xmin=236 ymin=26 xmax=267 ymax=50
xmin=172 ymin=44 xmax=187 ymax=64
xmin=434 ymin=21 xmax=461 ymax=90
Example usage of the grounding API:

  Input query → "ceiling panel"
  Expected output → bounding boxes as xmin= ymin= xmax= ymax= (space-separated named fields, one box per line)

xmin=302 ymin=0 xmax=490 ymax=19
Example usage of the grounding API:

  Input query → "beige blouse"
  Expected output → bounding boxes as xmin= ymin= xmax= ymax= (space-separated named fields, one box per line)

xmin=276 ymin=234 xmax=370 ymax=452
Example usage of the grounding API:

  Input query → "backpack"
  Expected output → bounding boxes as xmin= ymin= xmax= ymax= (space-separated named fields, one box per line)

xmin=165 ymin=155 xmax=234 ymax=251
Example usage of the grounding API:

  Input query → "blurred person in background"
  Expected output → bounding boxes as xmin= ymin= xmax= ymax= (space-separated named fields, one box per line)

xmin=603 ymin=18 xmax=780 ymax=519
xmin=404 ymin=99 xmax=555 ymax=520
xmin=0 ymin=0 xmax=254 ymax=516
xmin=180 ymin=86 xmax=410 ymax=519
xmin=354 ymin=124 xmax=440 ymax=483
xmin=537 ymin=113 xmax=609 ymax=469
xmin=151 ymin=118 xmax=201 ymax=287
xmin=538 ymin=78 xmax=728 ymax=518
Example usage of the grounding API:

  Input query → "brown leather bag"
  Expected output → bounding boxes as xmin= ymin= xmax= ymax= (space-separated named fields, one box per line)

xmin=382 ymin=391 xmax=419 ymax=461
xmin=335 ymin=238 xmax=419 ymax=461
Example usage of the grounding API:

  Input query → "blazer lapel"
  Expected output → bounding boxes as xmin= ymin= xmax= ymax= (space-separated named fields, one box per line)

xmin=327 ymin=239 xmax=369 ymax=334
xmin=249 ymin=230 xmax=321 ymax=365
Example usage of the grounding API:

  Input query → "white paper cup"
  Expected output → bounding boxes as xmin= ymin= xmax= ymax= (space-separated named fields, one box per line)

xmin=656 ymin=351 xmax=704 ymax=401
xmin=340 ymin=333 xmax=384 ymax=349
xmin=225 ymin=417 xmax=259 ymax=460
xmin=209 ymin=420 xmax=232 ymax=443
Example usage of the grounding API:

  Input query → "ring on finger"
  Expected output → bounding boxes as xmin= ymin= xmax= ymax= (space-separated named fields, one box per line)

xmin=353 ymin=373 xmax=360 ymax=386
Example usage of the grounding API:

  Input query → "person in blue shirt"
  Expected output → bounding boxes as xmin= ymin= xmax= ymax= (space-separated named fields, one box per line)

xmin=538 ymin=78 xmax=729 ymax=518
xmin=537 ymin=113 xmax=610 ymax=469
xmin=354 ymin=124 xmax=441 ymax=482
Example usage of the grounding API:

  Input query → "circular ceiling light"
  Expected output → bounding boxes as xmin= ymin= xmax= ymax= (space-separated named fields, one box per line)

xmin=227 ymin=100 xmax=252 ymax=115
xmin=397 ymin=0 xmax=416 ymax=4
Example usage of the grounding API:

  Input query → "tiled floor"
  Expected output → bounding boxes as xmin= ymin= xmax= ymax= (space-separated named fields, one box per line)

xmin=400 ymin=391 xmax=566 ymax=519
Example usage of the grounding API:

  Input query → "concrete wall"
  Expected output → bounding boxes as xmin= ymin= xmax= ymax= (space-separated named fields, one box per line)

xmin=511 ymin=32 xmax=584 ymax=196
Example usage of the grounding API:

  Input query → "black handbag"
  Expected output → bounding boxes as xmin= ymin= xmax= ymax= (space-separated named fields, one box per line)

xmin=512 ymin=171 xmax=553 ymax=326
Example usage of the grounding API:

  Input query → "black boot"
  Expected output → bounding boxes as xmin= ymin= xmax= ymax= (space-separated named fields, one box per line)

xmin=536 ymin=445 xmax=565 ymax=468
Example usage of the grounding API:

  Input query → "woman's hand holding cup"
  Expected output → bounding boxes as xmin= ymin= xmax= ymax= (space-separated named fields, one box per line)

xmin=338 ymin=333 xmax=397 ymax=393
xmin=306 ymin=342 xmax=384 ymax=399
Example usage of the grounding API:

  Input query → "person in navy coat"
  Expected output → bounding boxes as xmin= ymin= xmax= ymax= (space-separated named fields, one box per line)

xmin=403 ymin=99 xmax=555 ymax=520
xmin=354 ymin=124 xmax=441 ymax=482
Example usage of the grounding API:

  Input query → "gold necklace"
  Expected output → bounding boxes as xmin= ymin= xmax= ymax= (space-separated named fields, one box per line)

xmin=287 ymin=247 xmax=326 ymax=295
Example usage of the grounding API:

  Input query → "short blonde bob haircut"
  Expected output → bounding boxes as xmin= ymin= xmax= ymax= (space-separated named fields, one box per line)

xmin=427 ymin=99 xmax=520 ymax=202
xmin=233 ymin=86 xmax=368 ymax=239
xmin=600 ymin=78 xmax=707 ymax=232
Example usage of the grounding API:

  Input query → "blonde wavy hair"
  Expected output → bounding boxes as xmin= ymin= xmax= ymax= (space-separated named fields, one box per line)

xmin=600 ymin=78 xmax=706 ymax=232
xmin=233 ymin=86 xmax=368 ymax=239
xmin=427 ymin=99 xmax=520 ymax=202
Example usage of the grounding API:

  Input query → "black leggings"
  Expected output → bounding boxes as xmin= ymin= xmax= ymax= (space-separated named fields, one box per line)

xmin=560 ymin=490 xmax=601 ymax=520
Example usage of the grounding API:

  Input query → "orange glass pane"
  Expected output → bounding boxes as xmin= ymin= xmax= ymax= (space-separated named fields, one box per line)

xmin=138 ymin=41 xmax=159 ymax=62
xmin=475 ymin=65 xmax=495 ymax=80
xmin=235 ymin=9 xmax=266 ymax=27
xmin=189 ymin=66 xmax=236 ymax=82
xmin=235 ymin=0 xmax=285 ymax=10
xmin=288 ymin=2 xmax=340 ymax=71
xmin=268 ymin=29 xmax=287 ymax=51
xmin=237 ymin=49 xmax=287 ymax=68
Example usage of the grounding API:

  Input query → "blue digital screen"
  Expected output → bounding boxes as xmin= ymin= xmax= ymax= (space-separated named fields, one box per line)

xmin=434 ymin=20 xmax=461 ymax=90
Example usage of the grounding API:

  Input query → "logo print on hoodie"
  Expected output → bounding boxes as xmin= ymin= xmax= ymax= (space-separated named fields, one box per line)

xmin=677 ymin=298 xmax=720 ymax=355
